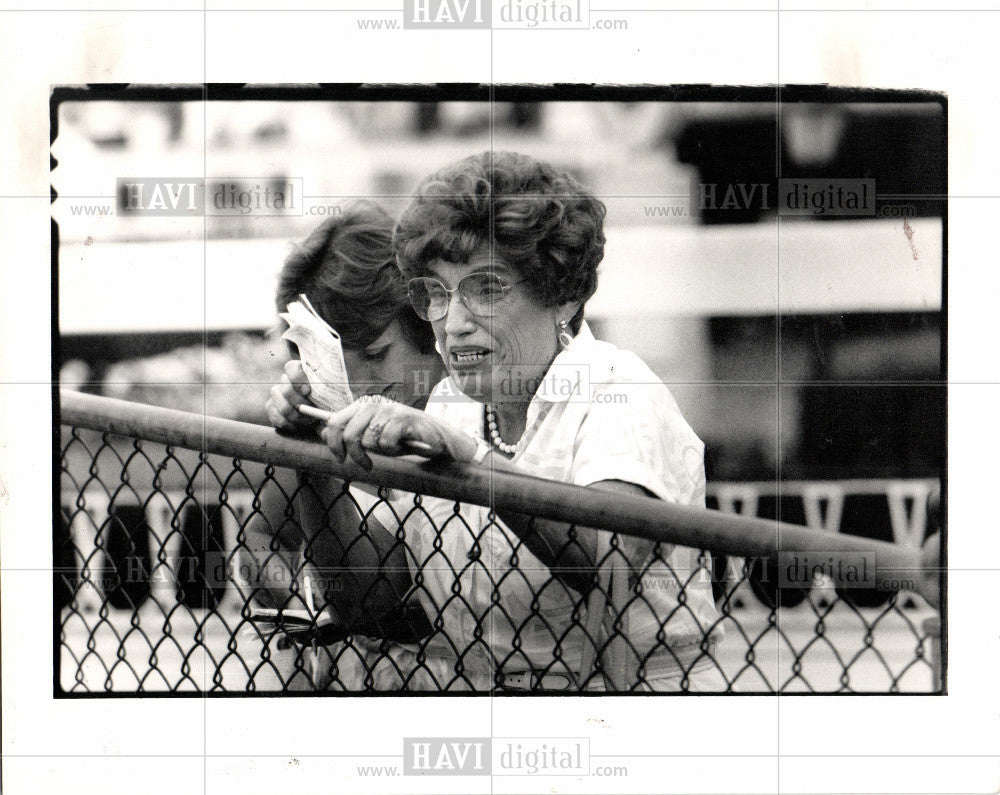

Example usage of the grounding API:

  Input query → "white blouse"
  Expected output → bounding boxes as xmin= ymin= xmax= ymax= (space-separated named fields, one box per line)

xmin=375 ymin=322 xmax=723 ymax=685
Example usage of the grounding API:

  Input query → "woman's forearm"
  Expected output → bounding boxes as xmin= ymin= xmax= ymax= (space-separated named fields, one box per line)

xmin=238 ymin=485 xmax=308 ymax=609
xmin=482 ymin=453 xmax=655 ymax=596
xmin=294 ymin=474 xmax=415 ymax=632
xmin=476 ymin=452 xmax=598 ymax=594
xmin=495 ymin=510 xmax=600 ymax=594
xmin=318 ymin=398 xmax=652 ymax=597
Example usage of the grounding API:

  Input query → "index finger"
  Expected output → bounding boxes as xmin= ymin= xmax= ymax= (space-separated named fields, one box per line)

xmin=297 ymin=404 xmax=332 ymax=423
xmin=325 ymin=398 xmax=366 ymax=431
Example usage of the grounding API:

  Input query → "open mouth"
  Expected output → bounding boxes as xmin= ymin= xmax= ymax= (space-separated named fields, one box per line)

xmin=450 ymin=347 xmax=492 ymax=365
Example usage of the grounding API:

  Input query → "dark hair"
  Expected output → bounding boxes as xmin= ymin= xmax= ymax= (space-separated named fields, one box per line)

xmin=276 ymin=201 xmax=435 ymax=354
xmin=393 ymin=151 xmax=605 ymax=333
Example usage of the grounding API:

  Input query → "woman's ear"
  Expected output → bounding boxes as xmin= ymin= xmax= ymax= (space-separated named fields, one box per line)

xmin=557 ymin=301 xmax=582 ymax=330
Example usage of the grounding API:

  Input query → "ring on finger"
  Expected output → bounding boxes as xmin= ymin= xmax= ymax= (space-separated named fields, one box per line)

xmin=366 ymin=420 xmax=387 ymax=443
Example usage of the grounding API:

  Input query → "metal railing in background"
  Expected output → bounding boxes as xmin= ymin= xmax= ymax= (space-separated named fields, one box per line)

xmin=708 ymin=478 xmax=937 ymax=609
xmin=58 ymin=391 xmax=942 ymax=694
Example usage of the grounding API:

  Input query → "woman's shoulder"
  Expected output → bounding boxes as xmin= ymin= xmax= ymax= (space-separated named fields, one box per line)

xmin=580 ymin=338 xmax=698 ymax=439
xmin=573 ymin=341 xmax=705 ymax=502
xmin=569 ymin=325 xmax=655 ymax=380
xmin=582 ymin=338 xmax=663 ymax=396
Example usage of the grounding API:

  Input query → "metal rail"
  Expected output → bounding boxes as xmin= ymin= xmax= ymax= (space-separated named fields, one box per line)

xmin=59 ymin=389 xmax=933 ymax=593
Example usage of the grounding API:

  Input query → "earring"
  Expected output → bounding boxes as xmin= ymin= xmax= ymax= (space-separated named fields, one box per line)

xmin=557 ymin=319 xmax=574 ymax=349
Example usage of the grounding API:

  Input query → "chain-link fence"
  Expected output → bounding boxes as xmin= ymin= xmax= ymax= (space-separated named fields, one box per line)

xmin=58 ymin=391 xmax=942 ymax=694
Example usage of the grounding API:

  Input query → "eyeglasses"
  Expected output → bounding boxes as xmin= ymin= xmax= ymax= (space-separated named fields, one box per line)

xmin=407 ymin=272 xmax=524 ymax=322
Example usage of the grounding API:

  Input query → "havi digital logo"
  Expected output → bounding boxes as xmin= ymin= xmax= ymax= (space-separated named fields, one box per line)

xmin=404 ymin=737 xmax=491 ymax=775
xmin=403 ymin=0 xmax=490 ymax=28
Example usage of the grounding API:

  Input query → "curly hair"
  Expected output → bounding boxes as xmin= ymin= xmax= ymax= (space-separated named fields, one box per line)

xmin=393 ymin=151 xmax=606 ymax=333
xmin=276 ymin=201 xmax=435 ymax=354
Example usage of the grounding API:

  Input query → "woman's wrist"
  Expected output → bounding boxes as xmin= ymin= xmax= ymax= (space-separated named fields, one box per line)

xmin=470 ymin=437 xmax=492 ymax=464
xmin=431 ymin=421 xmax=488 ymax=463
xmin=445 ymin=431 xmax=484 ymax=463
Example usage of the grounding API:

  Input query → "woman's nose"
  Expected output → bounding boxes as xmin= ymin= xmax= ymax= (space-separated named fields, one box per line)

xmin=443 ymin=290 xmax=476 ymax=335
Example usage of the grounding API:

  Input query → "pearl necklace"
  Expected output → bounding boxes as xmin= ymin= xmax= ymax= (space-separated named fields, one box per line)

xmin=485 ymin=404 xmax=519 ymax=455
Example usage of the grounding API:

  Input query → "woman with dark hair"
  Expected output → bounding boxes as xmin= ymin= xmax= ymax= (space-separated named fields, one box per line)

xmin=269 ymin=200 xmax=440 ymax=415
xmin=245 ymin=201 xmax=446 ymax=686
xmin=318 ymin=152 xmax=725 ymax=691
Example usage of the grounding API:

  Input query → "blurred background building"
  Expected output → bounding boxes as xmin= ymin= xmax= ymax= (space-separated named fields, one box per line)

xmin=54 ymin=98 xmax=944 ymax=485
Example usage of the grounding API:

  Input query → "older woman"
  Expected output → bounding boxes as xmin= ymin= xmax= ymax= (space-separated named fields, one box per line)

xmin=321 ymin=152 xmax=724 ymax=691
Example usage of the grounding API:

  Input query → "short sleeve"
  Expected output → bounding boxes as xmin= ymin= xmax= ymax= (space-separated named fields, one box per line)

xmin=570 ymin=381 xmax=705 ymax=508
